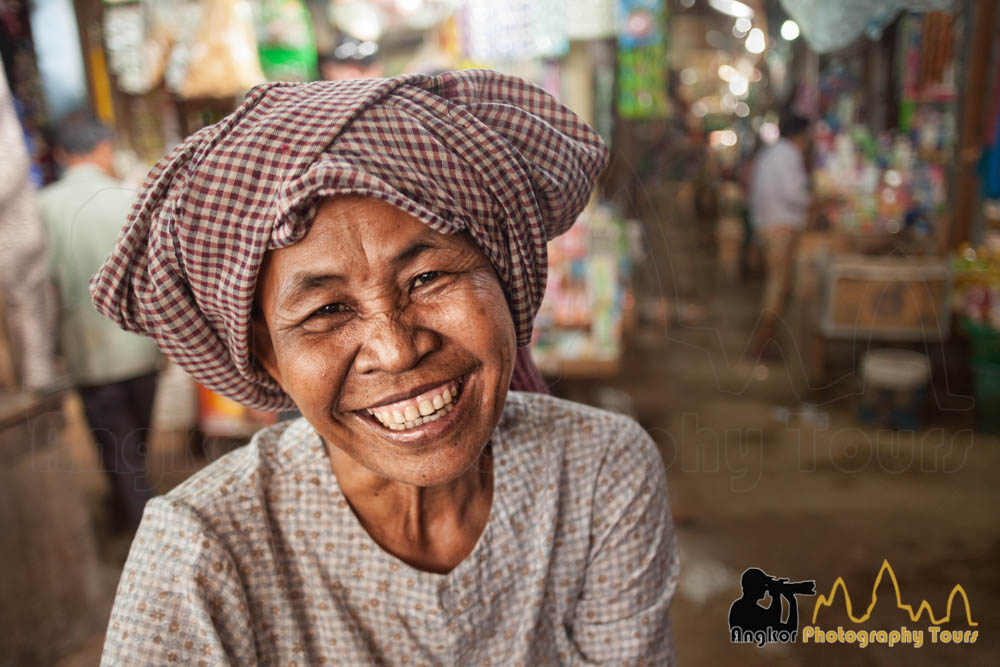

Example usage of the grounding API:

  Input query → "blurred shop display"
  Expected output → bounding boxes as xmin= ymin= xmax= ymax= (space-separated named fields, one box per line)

xmin=257 ymin=0 xmax=318 ymax=81
xmin=954 ymin=243 xmax=1000 ymax=432
xmin=461 ymin=0 xmax=567 ymax=63
xmin=962 ymin=316 xmax=1000 ymax=433
xmin=810 ymin=11 xmax=960 ymax=246
xmin=616 ymin=0 xmax=669 ymax=118
xmin=1 ymin=0 xmax=51 ymax=181
xmin=531 ymin=206 xmax=636 ymax=378
xmin=779 ymin=0 xmax=956 ymax=54
xmin=183 ymin=0 xmax=266 ymax=96
xmin=103 ymin=0 xmax=264 ymax=99
xmin=197 ymin=383 xmax=277 ymax=438
xmin=818 ymin=254 xmax=951 ymax=340
xmin=858 ymin=348 xmax=931 ymax=429
xmin=953 ymin=242 xmax=1000 ymax=327
xmin=788 ymin=6 xmax=970 ymax=389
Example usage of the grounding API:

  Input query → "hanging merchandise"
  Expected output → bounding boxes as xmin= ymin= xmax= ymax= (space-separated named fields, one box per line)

xmin=103 ymin=0 xmax=193 ymax=96
xmin=0 ymin=0 xmax=47 ymax=150
xmin=979 ymin=32 xmax=1000 ymax=199
xmin=568 ymin=0 xmax=615 ymax=40
xmin=256 ymin=0 xmax=318 ymax=82
xmin=812 ymin=119 xmax=950 ymax=240
xmin=175 ymin=0 xmax=266 ymax=99
xmin=461 ymin=0 xmax=568 ymax=63
xmin=779 ymin=0 xmax=955 ymax=54
xmin=983 ymin=123 xmax=1000 ymax=200
xmin=329 ymin=0 xmax=385 ymax=42
xmin=897 ymin=11 xmax=958 ymax=132
xmin=616 ymin=0 xmax=669 ymax=119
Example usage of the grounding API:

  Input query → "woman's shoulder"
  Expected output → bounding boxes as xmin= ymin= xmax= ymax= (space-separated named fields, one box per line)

xmin=157 ymin=416 xmax=320 ymax=516
xmin=501 ymin=391 xmax=651 ymax=461
xmin=504 ymin=390 xmax=642 ymax=431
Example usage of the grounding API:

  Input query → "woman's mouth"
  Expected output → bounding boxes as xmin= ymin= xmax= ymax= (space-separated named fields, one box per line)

xmin=362 ymin=378 xmax=464 ymax=431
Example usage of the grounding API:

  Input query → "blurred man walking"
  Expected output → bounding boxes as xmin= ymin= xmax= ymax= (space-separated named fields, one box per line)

xmin=746 ymin=114 xmax=813 ymax=359
xmin=39 ymin=112 xmax=160 ymax=531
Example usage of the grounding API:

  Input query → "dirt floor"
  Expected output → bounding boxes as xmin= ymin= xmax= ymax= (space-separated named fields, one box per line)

xmin=552 ymin=274 xmax=1000 ymax=666
xmin=39 ymin=268 xmax=1000 ymax=666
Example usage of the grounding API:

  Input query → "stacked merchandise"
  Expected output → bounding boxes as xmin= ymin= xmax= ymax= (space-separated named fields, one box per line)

xmin=615 ymin=0 xmax=669 ymax=119
xmin=810 ymin=11 xmax=958 ymax=245
xmin=897 ymin=12 xmax=957 ymax=130
xmin=256 ymin=0 xmax=318 ymax=82
xmin=460 ymin=0 xmax=568 ymax=64
xmin=953 ymin=245 xmax=1000 ymax=432
xmin=531 ymin=206 xmax=633 ymax=376
xmin=812 ymin=122 xmax=949 ymax=242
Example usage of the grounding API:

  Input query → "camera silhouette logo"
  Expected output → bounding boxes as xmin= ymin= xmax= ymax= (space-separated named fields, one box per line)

xmin=729 ymin=567 xmax=817 ymax=646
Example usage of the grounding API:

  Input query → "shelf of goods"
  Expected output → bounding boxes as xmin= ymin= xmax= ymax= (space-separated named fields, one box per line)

xmin=531 ymin=205 xmax=633 ymax=379
xmin=953 ymin=246 xmax=1000 ymax=432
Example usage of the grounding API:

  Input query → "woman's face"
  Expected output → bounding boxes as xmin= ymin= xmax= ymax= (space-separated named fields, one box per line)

xmin=254 ymin=196 xmax=516 ymax=488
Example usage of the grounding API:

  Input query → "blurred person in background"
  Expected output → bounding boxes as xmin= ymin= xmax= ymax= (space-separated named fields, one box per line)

xmin=0 ymin=65 xmax=58 ymax=391
xmin=745 ymin=113 xmax=813 ymax=359
xmin=39 ymin=111 xmax=161 ymax=532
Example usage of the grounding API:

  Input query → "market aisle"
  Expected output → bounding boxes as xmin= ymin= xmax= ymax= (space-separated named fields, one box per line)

xmin=587 ymin=277 xmax=1000 ymax=666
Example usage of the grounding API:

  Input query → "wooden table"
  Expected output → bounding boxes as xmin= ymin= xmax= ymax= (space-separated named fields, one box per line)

xmin=793 ymin=235 xmax=950 ymax=389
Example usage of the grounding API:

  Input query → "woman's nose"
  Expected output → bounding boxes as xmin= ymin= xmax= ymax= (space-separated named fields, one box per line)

xmin=353 ymin=312 xmax=437 ymax=375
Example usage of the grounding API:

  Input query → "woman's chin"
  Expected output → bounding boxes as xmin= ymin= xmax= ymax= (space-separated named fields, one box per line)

xmin=319 ymin=371 xmax=504 ymax=487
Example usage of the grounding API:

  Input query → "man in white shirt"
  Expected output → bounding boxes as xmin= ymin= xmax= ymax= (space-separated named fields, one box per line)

xmin=747 ymin=114 xmax=812 ymax=358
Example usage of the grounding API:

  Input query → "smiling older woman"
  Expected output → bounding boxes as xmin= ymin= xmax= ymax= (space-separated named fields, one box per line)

xmin=94 ymin=70 xmax=677 ymax=665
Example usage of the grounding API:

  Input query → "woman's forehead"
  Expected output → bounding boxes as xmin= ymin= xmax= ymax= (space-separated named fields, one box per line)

xmin=260 ymin=197 xmax=477 ymax=296
xmin=305 ymin=196 xmax=465 ymax=260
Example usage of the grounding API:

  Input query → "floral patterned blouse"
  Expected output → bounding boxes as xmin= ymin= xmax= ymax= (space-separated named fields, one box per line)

xmin=101 ymin=391 xmax=678 ymax=665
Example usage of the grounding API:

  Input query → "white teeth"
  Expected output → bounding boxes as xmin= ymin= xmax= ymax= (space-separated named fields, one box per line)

xmin=366 ymin=378 xmax=464 ymax=432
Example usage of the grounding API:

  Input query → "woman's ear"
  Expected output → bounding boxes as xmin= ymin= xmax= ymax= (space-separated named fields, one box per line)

xmin=251 ymin=315 xmax=282 ymax=386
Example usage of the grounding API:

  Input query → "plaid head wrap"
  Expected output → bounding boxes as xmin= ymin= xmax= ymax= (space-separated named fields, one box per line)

xmin=90 ymin=69 xmax=608 ymax=411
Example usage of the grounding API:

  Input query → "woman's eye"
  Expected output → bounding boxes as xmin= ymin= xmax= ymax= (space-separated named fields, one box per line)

xmin=412 ymin=271 xmax=441 ymax=289
xmin=313 ymin=302 xmax=351 ymax=318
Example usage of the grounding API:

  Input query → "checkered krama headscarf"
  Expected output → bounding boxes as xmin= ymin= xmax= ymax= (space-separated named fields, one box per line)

xmin=90 ymin=70 xmax=608 ymax=411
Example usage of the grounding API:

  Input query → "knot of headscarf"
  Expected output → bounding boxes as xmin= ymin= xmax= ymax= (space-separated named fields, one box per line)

xmin=90 ymin=69 xmax=608 ymax=410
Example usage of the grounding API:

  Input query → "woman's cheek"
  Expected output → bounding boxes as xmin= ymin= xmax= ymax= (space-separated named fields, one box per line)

xmin=276 ymin=332 xmax=347 ymax=397
xmin=440 ymin=298 xmax=509 ymax=358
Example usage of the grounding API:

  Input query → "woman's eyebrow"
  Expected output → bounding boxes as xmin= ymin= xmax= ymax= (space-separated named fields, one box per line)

xmin=279 ymin=272 xmax=344 ymax=306
xmin=391 ymin=236 xmax=454 ymax=269
xmin=277 ymin=236 xmax=456 ymax=305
